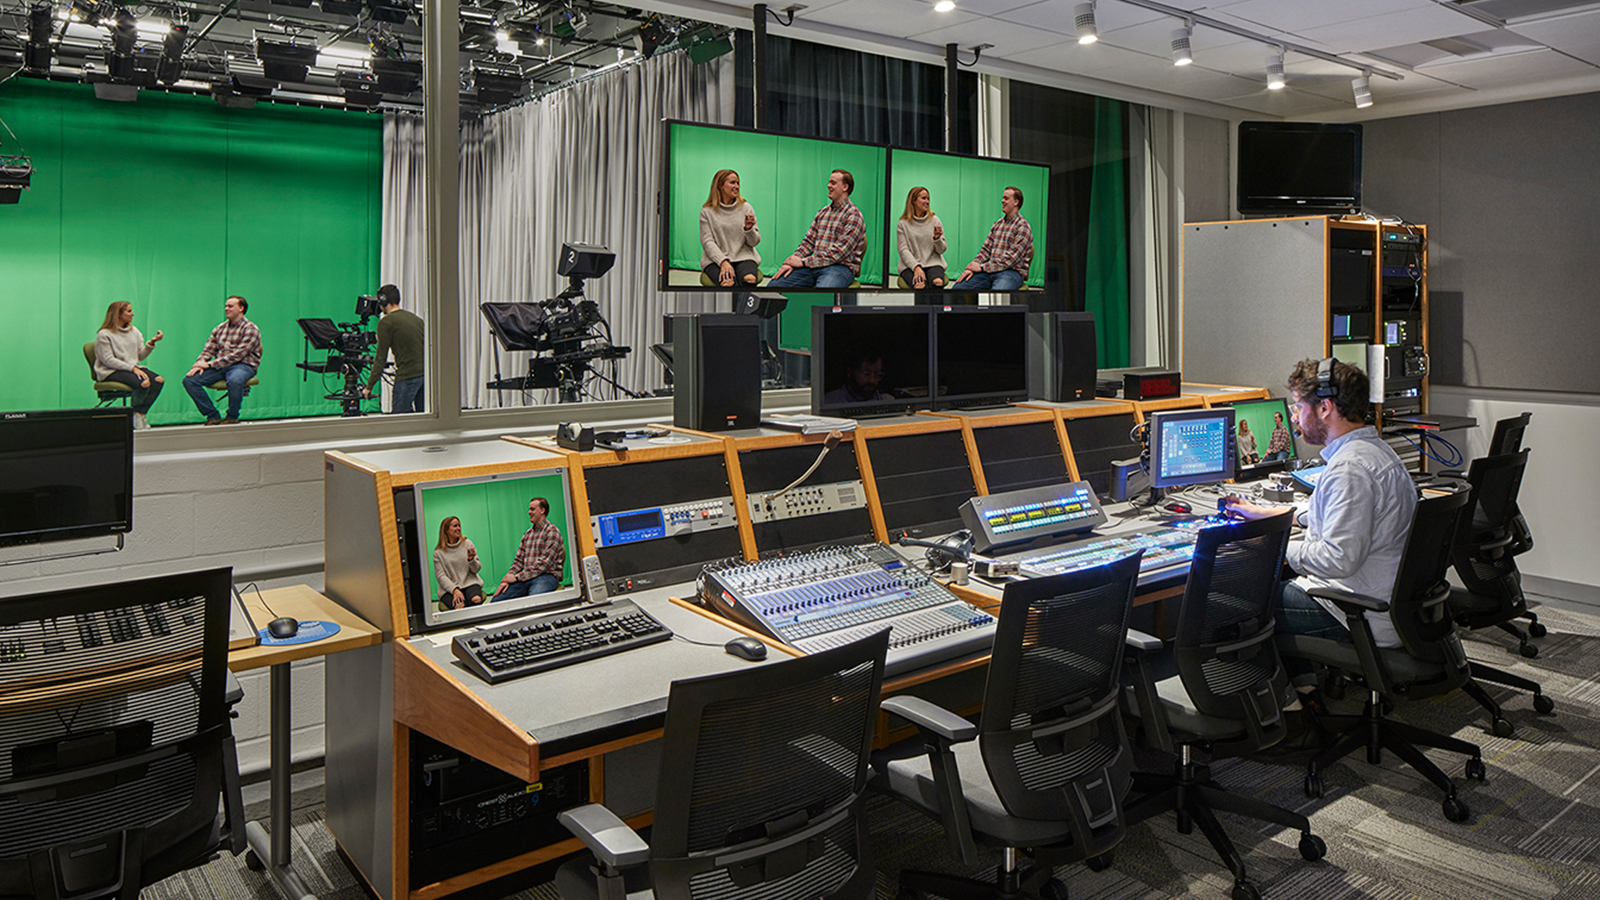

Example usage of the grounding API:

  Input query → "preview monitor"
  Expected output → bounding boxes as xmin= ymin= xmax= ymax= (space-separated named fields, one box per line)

xmin=810 ymin=306 xmax=933 ymax=418
xmin=660 ymin=121 xmax=889 ymax=291
xmin=933 ymin=305 xmax=1030 ymax=410
xmin=1148 ymin=407 xmax=1236 ymax=490
xmin=409 ymin=466 xmax=582 ymax=631
xmin=886 ymin=150 xmax=1049 ymax=291
xmin=0 ymin=408 xmax=133 ymax=547
xmin=1236 ymin=121 xmax=1362 ymax=216
xmin=1222 ymin=397 xmax=1298 ymax=479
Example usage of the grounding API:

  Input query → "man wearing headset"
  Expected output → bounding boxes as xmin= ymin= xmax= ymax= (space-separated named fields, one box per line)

xmin=1225 ymin=358 xmax=1416 ymax=696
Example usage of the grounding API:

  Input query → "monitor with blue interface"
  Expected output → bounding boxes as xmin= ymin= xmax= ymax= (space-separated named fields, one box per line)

xmin=1221 ymin=397 xmax=1298 ymax=479
xmin=1148 ymin=408 xmax=1236 ymax=490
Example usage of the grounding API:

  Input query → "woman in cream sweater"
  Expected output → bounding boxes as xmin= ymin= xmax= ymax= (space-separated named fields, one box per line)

xmin=93 ymin=300 xmax=165 ymax=429
xmin=433 ymin=516 xmax=485 ymax=610
xmin=896 ymin=186 xmax=946 ymax=290
xmin=699 ymin=169 xmax=762 ymax=287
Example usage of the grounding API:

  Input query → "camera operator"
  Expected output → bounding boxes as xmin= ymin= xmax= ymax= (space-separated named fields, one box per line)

xmin=362 ymin=284 xmax=425 ymax=414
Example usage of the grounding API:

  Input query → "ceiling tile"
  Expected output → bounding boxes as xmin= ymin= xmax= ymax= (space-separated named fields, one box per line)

xmin=940 ymin=0 xmax=1047 ymax=16
xmin=800 ymin=0 xmax=977 ymax=33
xmin=1416 ymin=47 xmax=1597 ymax=87
xmin=910 ymin=14 xmax=1072 ymax=53
xmin=1506 ymin=7 xmax=1600 ymax=50
xmin=997 ymin=0 xmax=1164 ymax=37
xmin=1296 ymin=4 xmax=1483 ymax=54
xmin=1007 ymin=38 xmax=1154 ymax=74
xmin=1216 ymin=0 xmax=1438 ymax=34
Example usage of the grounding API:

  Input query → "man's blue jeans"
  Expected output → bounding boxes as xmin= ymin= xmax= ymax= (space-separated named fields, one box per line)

xmin=184 ymin=363 xmax=256 ymax=421
xmin=768 ymin=265 xmax=853 ymax=289
xmin=1274 ymin=580 xmax=1349 ymax=686
xmin=950 ymin=269 xmax=1025 ymax=292
xmin=495 ymin=573 xmax=560 ymax=600
xmin=391 ymin=377 xmax=424 ymax=414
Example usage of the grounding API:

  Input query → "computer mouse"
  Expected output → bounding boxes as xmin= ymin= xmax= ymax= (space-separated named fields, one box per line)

xmin=724 ymin=636 xmax=768 ymax=661
xmin=267 ymin=617 xmax=300 ymax=639
xmin=1162 ymin=501 xmax=1192 ymax=515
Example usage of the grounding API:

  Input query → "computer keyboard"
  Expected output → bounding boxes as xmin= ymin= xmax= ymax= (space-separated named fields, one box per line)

xmin=451 ymin=599 xmax=673 ymax=684
xmin=1017 ymin=527 xmax=1197 ymax=578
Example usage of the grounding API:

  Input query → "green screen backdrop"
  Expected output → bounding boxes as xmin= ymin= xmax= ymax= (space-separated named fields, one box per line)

xmin=415 ymin=470 xmax=577 ymax=603
xmin=0 ymin=80 xmax=383 ymax=422
xmin=886 ymin=150 xmax=1048 ymax=289
xmin=665 ymin=122 xmax=888 ymax=287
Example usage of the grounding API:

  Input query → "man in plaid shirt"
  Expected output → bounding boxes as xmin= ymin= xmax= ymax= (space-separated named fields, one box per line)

xmin=952 ymin=186 xmax=1033 ymax=292
xmin=182 ymin=295 xmax=261 ymax=425
xmin=1265 ymin=410 xmax=1295 ymax=462
xmin=494 ymin=497 xmax=566 ymax=599
xmin=769 ymin=169 xmax=865 ymax=290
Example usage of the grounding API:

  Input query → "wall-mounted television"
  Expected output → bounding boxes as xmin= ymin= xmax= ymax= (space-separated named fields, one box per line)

xmin=0 ymin=408 xmax=133 ymax=547
xmin=1237 ymin=121 xmax=1362 ymax=217
xmin=887 ymin=151 xmax=1049 ymax=291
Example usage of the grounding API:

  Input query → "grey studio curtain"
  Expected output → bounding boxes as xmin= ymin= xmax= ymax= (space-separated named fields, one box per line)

xmin=380 ymin=111 xmax=428 ymax=410
xmin=457 ymin=49 xmax=736 ymax=409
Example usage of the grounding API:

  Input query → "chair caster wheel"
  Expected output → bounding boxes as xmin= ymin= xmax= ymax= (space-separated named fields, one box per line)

xmin=1443 ymin=795 xmax=1471 ymax=822
xmin=1086 ymin=852 xmax=1113 ymax=872
xmin=1528 ymin=622 xmax=1548 ymax=638
xmin=1232 ymin=881 xmax=1262 ymax=900
xmin=244 ymin=850 xmax=264 ymax=872
xmin=1534 ymin=694 xmax=1556 ymax=715
xmin=1491 ymin=717 xmax=1514 ymax=738
xmin=1304 ymin=771 xmax=1325 ymax=799
xmin=1299 ymin=833 xmax=1327 ymax=861
xmin=1520 ymin=643 xmax=1539 ymax=659
xmin=1465 ymin=756 xmax=1487 ymax=781
xmin=1040 ymin=877 xmax=1069 ymax=900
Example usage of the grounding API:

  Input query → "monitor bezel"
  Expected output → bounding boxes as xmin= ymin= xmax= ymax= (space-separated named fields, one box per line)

xmin=1148 ymin=407 xmax=1237 ymax=490
xmin=931 ymin=304 xmax=1031 ymax=410
xmin=411 ymin=466 xmax=584 ymax=632
xmin=810 ymin=305 xmax=935 ymax=419
xmin=1236 ymin=121 xmax=1363 ymax=216
xmin=0 ymin=407 xmax=134 ymax=548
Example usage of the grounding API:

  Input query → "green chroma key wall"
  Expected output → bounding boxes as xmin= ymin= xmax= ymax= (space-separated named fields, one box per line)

xmin=0 ymin=79 xmax=383 ymax=422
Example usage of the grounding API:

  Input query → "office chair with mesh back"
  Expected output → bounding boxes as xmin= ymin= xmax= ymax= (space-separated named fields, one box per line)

xmin=1447 ymin=413 xmax=1543 ymax=638
xmin=0 ymin=568 xmax=246 ymax=900
xmin=1121 ymin=513 xmax=1324 ymax=900
xmin=1447 ymin=450 xmax=1555 ymax=734
xmin=878 ymin=554 xmax=1143 ymax=900
xmin=83 ymin=342 xmax=133 ymax=407
xmin=555 ymin=630 xmax=887 ymax=900
xmin=1278 ymin=489 xmax=1486 ymax=823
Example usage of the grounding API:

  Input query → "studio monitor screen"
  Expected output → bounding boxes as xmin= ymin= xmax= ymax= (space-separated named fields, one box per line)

xmin=1237 ymin=121 xmax=1362 ymax=216
xmin=811 ymin=306 xmax=933 ymax=418
xmin=0 ymin=408 xmax=133 ymax=547
xmin=886 ymin=150 xmax=1049 ymax=291
xmin=933 ymin=305 xmax=1029 ymax=410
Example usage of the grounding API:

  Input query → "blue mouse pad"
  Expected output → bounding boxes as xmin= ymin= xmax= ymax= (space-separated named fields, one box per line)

xmin=258 ymin=620 xmax=342 ymax=647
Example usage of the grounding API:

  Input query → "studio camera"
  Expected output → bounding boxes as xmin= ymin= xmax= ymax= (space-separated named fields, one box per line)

xmin=295 ymin=295 xmax=384 ymax=416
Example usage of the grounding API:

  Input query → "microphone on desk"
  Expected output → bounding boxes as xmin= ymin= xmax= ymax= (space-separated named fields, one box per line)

xmin=894 ymin=531 xmax=974 ymax=571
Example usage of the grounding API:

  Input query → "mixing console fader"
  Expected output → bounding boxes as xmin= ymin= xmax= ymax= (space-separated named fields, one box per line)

xmin=701 ymin=544 xmax=996 ymax=676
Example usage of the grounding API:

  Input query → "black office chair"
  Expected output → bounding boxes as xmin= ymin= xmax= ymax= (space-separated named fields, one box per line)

xmin=0 ymin=568 xmax=246 ymax=900
xmin=1447 ymin=450 xmax=1555 ymax=732
xmin=1446 ymin=413 xmax=1542 ymax=636
xmin=1279 ymin=489 xmax=1486 ymax=823
xmin=554 ymin=630 xmax=888 ymax=900
xmin=878 ymin=554 xmax=1142 ymax=900
xmin=1121 ymin=513 xmax=1324 ymax=900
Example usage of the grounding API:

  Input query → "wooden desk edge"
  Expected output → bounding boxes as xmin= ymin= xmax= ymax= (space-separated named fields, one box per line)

xmin=393 ymin=640 xmax=541 ymax=781
xmin=229 ymin=585 xmax=383 ymax=671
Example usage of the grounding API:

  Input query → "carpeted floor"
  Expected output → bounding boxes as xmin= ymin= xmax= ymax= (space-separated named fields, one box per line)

xmin=147 ymin=597 xmax=1600 ymax=900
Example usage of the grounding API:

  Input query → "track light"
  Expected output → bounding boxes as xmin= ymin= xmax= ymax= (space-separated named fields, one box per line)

xmin=1352 ymin=72 xmax=1372 ymax=108
xmin=1266 ymin=48 xmax=1285 ymax=90
xmin=109 ymin=6 xmax=136 ymax=55
xmin=1074 ymin=2 xmax=1097 ymax=45
xmin=26 ymin=3 xmax=53 ymax=70
xmin=1170 ymin=24 xmax=1192 ymax=66
xmin=156 ymin=22 xmax=186 ymax=83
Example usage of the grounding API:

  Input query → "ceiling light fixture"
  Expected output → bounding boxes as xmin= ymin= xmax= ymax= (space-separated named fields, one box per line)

xmin=1074 ymin=1 xmax=1097 ymax=44
xmin=1265 ymin=47 xmax=1285 ymax=90
xmin=26 ymin=3 xmax=53 ymax=70
xmin=156 ymin=22 xmax=186 ymax=83
xmin=1170 ymin=22 xmax=1191 ymax=66
xmin=1352 ymin=71 xmax=1372 ymax=108
xmin=934 ymin=0 xmax=955 ymax=11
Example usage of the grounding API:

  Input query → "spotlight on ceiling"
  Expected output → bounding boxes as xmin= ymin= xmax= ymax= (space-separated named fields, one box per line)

xmin=634 ymin=14 xmax=667 ymax=59
xmin=686 ymin=29 xmax=733 ymax=65
xmin=255 ymin=36 xmax=319 ymax=82
xmin=26 ymin=3 xmax=53 ymax=70
xmin=338 ymin=69 xmax=383 ymax=108
xmin=1266 ymin=48 xmax=1285 ymax=90
xmin=934 ymin=0 xmax=955 ymax=11
xmin=318 ymin=0 xmax=362 ymax=15
xmin=0 ymin=155 xmax=35 ymax=205
xmin=1170 ymin=24 xmax=1192 ymax=66
xmin=1352 ymin=72 xmax=1372 ymax=108
xmin=1074 ymin=1 xmax=1097 ymax=45
xmin=472 ymin=65 xmax=523 ymax=106
xmin=372 ymin=56 xmax=422 ymax=94
xmin=156 ymin=22 xmax=186 ymax=83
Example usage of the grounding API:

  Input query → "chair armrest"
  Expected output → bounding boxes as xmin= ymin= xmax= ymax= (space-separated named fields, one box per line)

xmin=1307 ymin=586 xmax=1388 ymax=613
xmin=558 ymin=804 xmax=650 ymax=870
xmin=1125 ymin=629 xmax=1162 ymax=652
xmin=882 ymin=696 xmax=976 ymax=743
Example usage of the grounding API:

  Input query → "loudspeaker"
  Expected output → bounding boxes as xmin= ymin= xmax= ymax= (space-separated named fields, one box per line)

xmin=1026 ymin=312 xmax=1097 ymax=401
xmin=674 ymin=314 xmax=761 ymax=432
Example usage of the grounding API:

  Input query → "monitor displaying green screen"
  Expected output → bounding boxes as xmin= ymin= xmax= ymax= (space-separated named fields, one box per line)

xmin=1227 ymin=398 xmax=1298 ymax=476
xmin=661 ymin=121 xmax=888 ymax=290
xmin=886 ymin=150 xmax=1049 ymax=290
xmin=412 ymin=467 xmax=581 ymax=630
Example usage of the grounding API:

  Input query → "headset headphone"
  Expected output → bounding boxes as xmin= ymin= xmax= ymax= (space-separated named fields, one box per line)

xmin=1314 ymin=357 xmax=1337 ymax=399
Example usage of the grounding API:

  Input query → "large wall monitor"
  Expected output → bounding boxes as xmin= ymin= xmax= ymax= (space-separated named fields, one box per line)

xmin=0 ymin=408 xmax=133 ymax=547
xmin=404 ymin=467 xmax=582 ymax=632
xmin=1236 ymin=121 xmax=1363 ymax=216
xmin=887 ymin=150 xmax=1049 ymax=290
xmin=1148 ymin=407 xmax=1237 ymax=490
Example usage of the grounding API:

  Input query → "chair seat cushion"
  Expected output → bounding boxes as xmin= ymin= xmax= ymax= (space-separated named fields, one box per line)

xmin=884 ymin=738 xmax=1079 ymax=846
xmin=208 ymin=377 xmax=260 ymax=389
xmin=95 ymin=381 xmax=134 ymax=392
xmin=554 ymin=855 xmax=654 ymax=900
xmin=1276 ymin=633 xmax=1446 ymax=684
xmin=1121 ymin=652 xmax=1259 ymax=742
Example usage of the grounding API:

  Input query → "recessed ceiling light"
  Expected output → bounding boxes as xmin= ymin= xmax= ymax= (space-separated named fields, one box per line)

xmin=934 ymin=0 xmax=955 ymax=11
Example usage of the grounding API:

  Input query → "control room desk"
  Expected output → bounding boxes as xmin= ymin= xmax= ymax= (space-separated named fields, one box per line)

xmin=229 ymin=585 xmax=383 ymax=900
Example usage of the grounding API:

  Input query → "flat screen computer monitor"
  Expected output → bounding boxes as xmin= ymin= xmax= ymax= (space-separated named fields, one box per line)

xmin=409 ymin=466 xmax=583 ymax=631
xmin=1149 ymin=407 xmax=1236 ymax=490
xmin=811 ymin=306 xmax=933 ymax=418
xmin=0 ymin=408 xmax=134 ymax=547
xmin=1223 ymin=397 xmax=1298 ymax=479
xmin=933 ymin=305 xmax=1029 ymax=410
